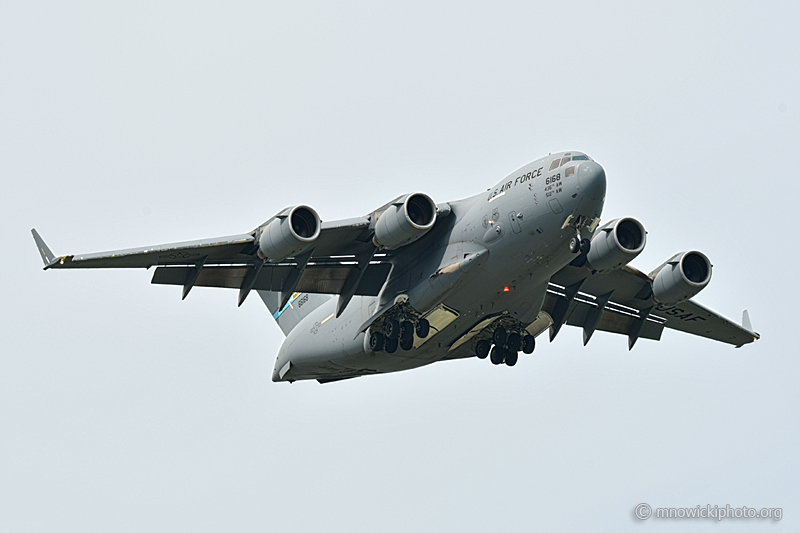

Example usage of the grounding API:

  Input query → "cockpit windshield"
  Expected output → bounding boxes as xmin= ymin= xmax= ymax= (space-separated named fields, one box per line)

xmin=549 ymin=153 xmax=591 ymax=171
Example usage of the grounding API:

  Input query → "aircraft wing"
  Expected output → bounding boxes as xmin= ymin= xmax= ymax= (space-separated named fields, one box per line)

xmin=36 ymin=231 xmax=259 ymax=269
xmin=34 ymin=216 xmax=376 ymax=270
xmin=546 ymin=263 xmax=760 ymax=348
xmin=31 ymin=217 xmax=390 ymax=304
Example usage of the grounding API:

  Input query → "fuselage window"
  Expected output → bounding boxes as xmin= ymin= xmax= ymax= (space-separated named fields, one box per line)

xmin=548 ymin=159 xmax=561 ymax=171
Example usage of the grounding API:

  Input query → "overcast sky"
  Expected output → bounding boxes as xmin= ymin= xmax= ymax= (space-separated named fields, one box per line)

xmin=2 ymin=1 xmax=798 ymax=531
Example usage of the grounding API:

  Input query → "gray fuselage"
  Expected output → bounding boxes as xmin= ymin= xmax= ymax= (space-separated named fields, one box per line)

xmin=272 ymin=152 xmax=607 ymax=381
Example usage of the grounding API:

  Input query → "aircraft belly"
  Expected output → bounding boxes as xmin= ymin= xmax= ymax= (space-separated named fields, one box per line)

xmin=275 ymin=295 xmax=441 ymax=381
xmin=278 ymin=178 xmax=598 ymax=381
xmin=274 ymin=298 xmax=362 ymax=378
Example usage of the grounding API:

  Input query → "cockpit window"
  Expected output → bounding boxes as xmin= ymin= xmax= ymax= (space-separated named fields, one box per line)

xmin=550 ymin=154 xmax=591 ymax=171
xmin=565 ymin=165 xmax=575 ymax=177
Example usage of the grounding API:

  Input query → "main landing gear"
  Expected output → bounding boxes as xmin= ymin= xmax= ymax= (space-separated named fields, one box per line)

xmin=477 ymin=325 xmax=535 ymax=367
xmin=369 ymin=317 xmax=430 ymax=353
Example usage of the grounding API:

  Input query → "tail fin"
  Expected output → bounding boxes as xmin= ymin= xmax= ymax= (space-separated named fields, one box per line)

xmin=257 ymin=290 xmax=334 ymax=335
xmin=31 ymin=228 xmax=57 ymax=267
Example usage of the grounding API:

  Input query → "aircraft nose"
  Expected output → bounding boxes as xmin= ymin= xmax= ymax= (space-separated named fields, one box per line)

xmin=577 ymin=161 xmax=606 ymax=200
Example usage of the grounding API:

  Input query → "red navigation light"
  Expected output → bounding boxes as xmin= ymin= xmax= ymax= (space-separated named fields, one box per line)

xmin=503 ymin=286 xmax=510 ymax=292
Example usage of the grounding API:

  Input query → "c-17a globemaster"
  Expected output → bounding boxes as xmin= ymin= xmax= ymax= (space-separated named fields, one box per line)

xmin=32 ymin=152 xmax=759 ymax=383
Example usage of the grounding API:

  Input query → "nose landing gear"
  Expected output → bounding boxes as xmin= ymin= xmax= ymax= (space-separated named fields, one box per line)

xmin=569 ymin=235 xmax=591 ymax=254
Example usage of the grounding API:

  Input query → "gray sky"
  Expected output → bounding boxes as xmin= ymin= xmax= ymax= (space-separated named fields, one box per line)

xmin=2 ymin=1 xmax=798 ymax=531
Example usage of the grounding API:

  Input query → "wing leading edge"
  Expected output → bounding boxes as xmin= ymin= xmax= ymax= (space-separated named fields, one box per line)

xmin=36 ymin=232 xmax=258 ymax=269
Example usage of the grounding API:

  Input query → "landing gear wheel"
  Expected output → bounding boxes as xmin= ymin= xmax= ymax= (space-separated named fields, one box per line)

xmin=400 ymin=330 xmax=414 ymax=352
xmin=399 ymin=321 xmax=415 ymax=350
xmin=385 ymin=337 xmax=398 ymax=353
xmin=490 ymin=346 xmax=505 ymax=365
xmin=580 ymin=238 xmax=591 ymax=254
xmin=384 ymin=319 xmax=401 ymax=339
xmin=569 ymin=236 xmax=580 ymax=254
xmin=369 ymin=331 xmax=385 ymax=352
xmin=507 ymin=332 xmax=521 ymax=352
xmin=400 ymin=321 xmax=414 ymax=340
xmin=476 ymin=339 xmax=490 ymax=359
xmin=522 ymin=334 xmax=535 ymax=354
xmin=415 ymin=318 xmax=430 ymax=339
xmin=505 ymin=351 xmax=518 ymax=367
xmin=493 ymin=326 xmax=507 ymax=346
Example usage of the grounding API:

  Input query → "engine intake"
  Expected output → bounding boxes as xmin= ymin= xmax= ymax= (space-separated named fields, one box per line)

xmin=373 ymin=193 xmax=437 ymax=250
xmin=258 ymin=205 xmax=321 ymax=262
xmin=586 ymin=217 xmax=646 ymax=271
xmin=651 ymin=251 xmax=712 ymax=305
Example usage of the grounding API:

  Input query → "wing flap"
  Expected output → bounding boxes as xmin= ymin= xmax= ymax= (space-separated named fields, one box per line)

xmin=151 ymin=263 xmax=391 ymax=297
xmin=542 ymin=290 xmax=664 ymax=342
xmin=549 ymin=263 xmax=758 ymax=347
xmin=552 ymin=265 xmax=651 ymax=304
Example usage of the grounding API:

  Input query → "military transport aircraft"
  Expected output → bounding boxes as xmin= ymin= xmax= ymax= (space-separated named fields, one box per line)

xmin=32 ymin=151 xmax=759 ymax=383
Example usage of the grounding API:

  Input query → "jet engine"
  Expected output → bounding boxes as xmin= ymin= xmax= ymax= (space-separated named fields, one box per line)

xmin=585 ymin=217 xmax=646 ymax=271
xmin=651 ymin=251 xmax=712 ymax=305
xmin=373 ymin=193 xmax=437 ymax=250
xmin=258 ymin=205 xmax=321 ymax=262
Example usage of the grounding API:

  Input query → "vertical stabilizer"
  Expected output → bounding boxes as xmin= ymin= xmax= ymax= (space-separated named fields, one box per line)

xmin=31 ymin=228 xmax=56 ymax=266
xmin=257 ymin=290 xmax=333 ymax=336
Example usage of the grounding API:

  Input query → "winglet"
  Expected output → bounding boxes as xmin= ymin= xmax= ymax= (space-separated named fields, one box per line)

xmin=31 ymin=228 xmax=58 ymax=268
xmin=742 ymin=309 xmax=753 ymax=333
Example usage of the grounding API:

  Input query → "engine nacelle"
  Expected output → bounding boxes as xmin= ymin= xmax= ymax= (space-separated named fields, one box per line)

xmin=258 ymin=205 xmax=321 ymax=262
xmin=373 ymin=193 xmax=437 ymax=250
xmin=585 ymin=217 xmax=646 ymax=271
xmin=651 ymin=251 xmax=712 ymax=305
